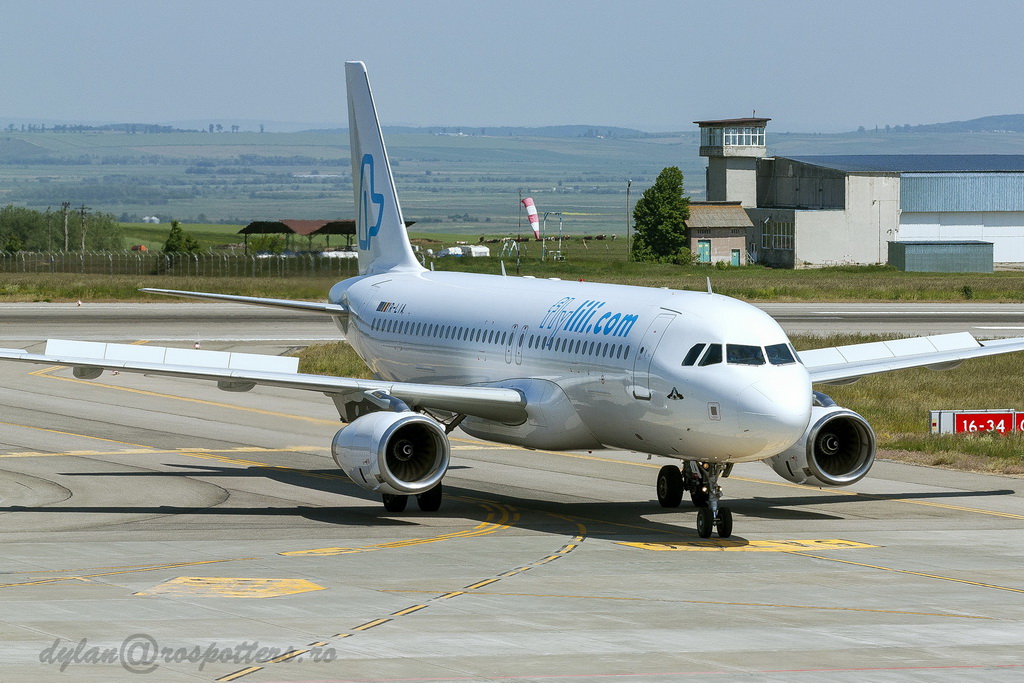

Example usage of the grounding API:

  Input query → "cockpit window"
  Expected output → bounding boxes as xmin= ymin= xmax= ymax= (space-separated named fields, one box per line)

xmin=698 ymin=344 xmax=722 ymax=366
xmin=766 ymin=343 xmax=797 ymax=365
xmin=682 ymin=343 xmax=706 ymax=366
xmin=726 ymin=344 xmax=765 ymax=366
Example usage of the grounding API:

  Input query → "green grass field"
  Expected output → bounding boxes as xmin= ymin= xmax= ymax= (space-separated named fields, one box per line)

xmin=3 ymin=232 xmax=1024 ymax=303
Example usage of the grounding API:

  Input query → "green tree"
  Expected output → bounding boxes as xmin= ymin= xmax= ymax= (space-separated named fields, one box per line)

xmin=75 ymin=211 xmax=126 ymax=251
xmin=248 ymin=234 xmax=286 ymax=254
xmin=630 ymin=166 xmax=690 ymax=263
xmin=0 ymin=205 xmax=123 ymax=252
xmin=0 ymin=205 xmax=44 ymax=251
xmin=163 ymin=220 xmax=201 ymax=253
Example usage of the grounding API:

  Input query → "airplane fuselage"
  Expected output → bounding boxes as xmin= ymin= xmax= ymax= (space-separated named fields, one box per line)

xmin=331 ymin=269 xmax=812 ymax=464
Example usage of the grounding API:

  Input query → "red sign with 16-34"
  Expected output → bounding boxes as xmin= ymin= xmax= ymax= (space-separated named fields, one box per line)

xmin=954 ymin=412 xmax=1016 ymax=435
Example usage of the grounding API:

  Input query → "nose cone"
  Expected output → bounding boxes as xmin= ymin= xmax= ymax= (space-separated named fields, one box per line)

xmin=737 ymin=369 xmax=812 ymax=456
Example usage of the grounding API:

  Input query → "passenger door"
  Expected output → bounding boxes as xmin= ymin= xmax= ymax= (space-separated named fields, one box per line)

xmin=631 ymin=313 xmax=675 ymax=400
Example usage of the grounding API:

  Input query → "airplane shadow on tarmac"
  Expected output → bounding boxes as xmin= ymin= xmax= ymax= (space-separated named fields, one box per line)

xmin=2 ymin=460 xmax=1016 ymax=543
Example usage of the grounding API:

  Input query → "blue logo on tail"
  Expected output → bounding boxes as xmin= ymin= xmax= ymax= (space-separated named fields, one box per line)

xmin=358 ymin=153 xmax=384 ymax=250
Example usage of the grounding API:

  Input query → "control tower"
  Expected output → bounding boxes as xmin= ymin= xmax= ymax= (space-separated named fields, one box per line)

xmin=695 ymin=117 xmax=769 ymax=208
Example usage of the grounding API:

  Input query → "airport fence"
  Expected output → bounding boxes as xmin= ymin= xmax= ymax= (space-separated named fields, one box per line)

xmin=0 ymin=251 xmax=359 ymax=278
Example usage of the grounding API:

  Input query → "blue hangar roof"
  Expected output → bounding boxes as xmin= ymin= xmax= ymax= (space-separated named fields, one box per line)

xmin=780 ymin=155 xmax=1024 ymax=173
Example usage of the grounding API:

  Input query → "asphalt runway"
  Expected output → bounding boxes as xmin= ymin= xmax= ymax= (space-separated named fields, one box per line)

xmin=1 ymin=306 xmax=1023 ymax=681
xmin=757 ymin=302 xmax=1024 ymax=338
xmin=2 ymin=300 xmax=1024 ymax=344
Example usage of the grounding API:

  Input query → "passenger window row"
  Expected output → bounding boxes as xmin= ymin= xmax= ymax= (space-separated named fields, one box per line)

xmin=527 ymin=334 xmax=631 ymax=361
xmin=682 ymin=342 xmax=797 ymax=367
xmin=369 ymin=316 xmax=632 ymax=361
xmin=371 ymin=317 xmax=510 ymax=345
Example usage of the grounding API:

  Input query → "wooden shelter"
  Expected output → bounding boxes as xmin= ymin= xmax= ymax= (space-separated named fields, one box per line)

xmin=238 ymin=219 xmax=416 ymax=253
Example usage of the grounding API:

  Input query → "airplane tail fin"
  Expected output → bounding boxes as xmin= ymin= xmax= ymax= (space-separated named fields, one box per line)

xmin=346 ymin=61 xmax=422 ymax=275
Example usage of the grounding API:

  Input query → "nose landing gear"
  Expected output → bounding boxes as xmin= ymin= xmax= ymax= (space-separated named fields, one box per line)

xmin=656 ymin=461 xmax=733 ymax=539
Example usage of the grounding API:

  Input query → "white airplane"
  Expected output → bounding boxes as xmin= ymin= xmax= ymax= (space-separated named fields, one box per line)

xmin=3 ymin=61 xmax=1024 ymax=538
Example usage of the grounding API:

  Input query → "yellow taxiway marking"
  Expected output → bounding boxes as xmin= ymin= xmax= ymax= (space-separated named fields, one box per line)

xmin=22 ymin=362 xmax=1020 ymax=522
xmin=279 ymin=500 xmax=516 ymax=556
xmin=618 ymin=539 xmax=877 ymax=552
xmin=216 ymin=667 xmax=264 ymax=682
xmin=391 ymin=604 xmax=427 ymax=617
xmin=0 ymin=558 xmax=255 ymax=590
xmin=859 ymin=496 xmax=1024 ymax=521
xmin=728 ymin=473 xmax=1024 ymax=521
xmin=265 ymin=649 xmax=309 ymax=664
xmin=376 ymin=589 xmax=997 ymax=620
xmin=0 ymin=415 xmax=518 ymax=560
xmin=352 ymin=618 xmax=390 ymax=631
xmin=0 ymin=444 xmax=328 ymax=459
xmin=451 ymin=436 xmax=1024 ymax=522
xmin=790 ymin=552 xmax=1024 ymax=594
xmin=0 ymin=419 xmax=159 ymax=450
xmin=27 ymin=364 xmax=338 ymax=426
xmin=137 ymin=576 xmax=326 ymax=598
xmin=218 ymin=512 xmax=588 ymax=682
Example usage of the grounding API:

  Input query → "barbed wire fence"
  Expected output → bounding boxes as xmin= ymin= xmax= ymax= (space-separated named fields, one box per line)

xmin=0 ymin=251 xmax=358 ymax=278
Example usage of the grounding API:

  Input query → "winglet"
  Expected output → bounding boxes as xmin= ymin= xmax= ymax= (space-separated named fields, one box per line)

xmin=346 ymin=61 xmax=422 ymax=275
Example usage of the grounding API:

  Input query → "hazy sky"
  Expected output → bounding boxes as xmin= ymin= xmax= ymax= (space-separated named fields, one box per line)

xmin=2 ymin=0 xmax=1021 ymax=133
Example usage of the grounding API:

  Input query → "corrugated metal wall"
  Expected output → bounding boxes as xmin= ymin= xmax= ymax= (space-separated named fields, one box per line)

xmin=888 ymin=241 xmax=993 ymax=272
xmin=901 ymin=173 xmax=1024 ymax=212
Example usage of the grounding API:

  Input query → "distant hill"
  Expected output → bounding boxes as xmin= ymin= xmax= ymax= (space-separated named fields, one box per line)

xmin=878 ymin=115 xmax=1024 ymax=134
xmin=306 ymin=125 xmax=651 ymax=138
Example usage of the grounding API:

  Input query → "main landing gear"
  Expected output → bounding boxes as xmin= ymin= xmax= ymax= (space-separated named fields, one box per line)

xmin=381 ymin=482 xmax=443 ymax=513
xmin=656 ymin=461 xmax=733 ymax=539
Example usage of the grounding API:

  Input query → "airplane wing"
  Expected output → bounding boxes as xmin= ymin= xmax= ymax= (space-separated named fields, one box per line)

xmin=799 ymin=332 xmax=1024 ymax=385
xmin=142 ymin=288 xmax=348 ymax=315
xmin=0 ymin=339 xmax=526 ymax=424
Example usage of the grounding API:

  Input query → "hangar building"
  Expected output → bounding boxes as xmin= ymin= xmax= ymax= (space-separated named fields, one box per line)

xmin=695 ymin=118 xmax=1024 ymax=268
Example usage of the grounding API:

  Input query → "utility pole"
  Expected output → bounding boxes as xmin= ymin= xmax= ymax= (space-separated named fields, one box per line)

xmin=61 ymin=202 xmax=70 ymax=251
xmin=78 ymin=205 xmax=91 ymax=252
xmin=516 ymin=188 xmax=522 ymax=275
xmin=44 ymin=206 xmax=52 ymax=252
xmin=625 ymin=180 xmax=632 ymax=260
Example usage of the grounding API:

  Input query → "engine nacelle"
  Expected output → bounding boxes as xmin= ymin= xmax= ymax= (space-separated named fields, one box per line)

xmin=767 ymin=395 xmax=876 ymax=487
xmin=332 ymin=411 xmax=449 ymax=496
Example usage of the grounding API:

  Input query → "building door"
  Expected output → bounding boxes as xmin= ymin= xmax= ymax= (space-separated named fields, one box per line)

xmin=731 ymin=249 xmax=740 ymax=266
xmin=697 ymin=240 xmax=711 ymax=263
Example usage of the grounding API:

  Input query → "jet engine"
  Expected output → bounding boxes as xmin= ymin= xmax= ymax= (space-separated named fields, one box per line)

xmin=766 ymin=393 xmax=875 ymax=487
xmin=332 ymin=411 xmax=449 ymax=496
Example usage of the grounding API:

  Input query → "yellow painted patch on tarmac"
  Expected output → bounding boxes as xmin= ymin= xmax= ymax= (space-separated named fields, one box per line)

xmin=617 ymin=539 xmax=877 ymax=552
xmin=137 ymin=576 xmax=326 ymax=598
xmin=280 ymin=500 xmax=516 ymax=556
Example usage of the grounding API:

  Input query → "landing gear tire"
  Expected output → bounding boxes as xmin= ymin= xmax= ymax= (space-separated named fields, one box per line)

xmin=717 ymin=507 xmax=733 ymax=538
xmin=416 ymin=483 xmax=443 ymax=512
xmin=656 ymin=466 xmax=683 ymax=508
xmin=696 ymin=507 xmax=713 ymax=538
xmin=381 ymin=493 xmax=408 ymax=513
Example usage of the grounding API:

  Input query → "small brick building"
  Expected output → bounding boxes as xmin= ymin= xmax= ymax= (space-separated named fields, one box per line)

xmin=686 ymin=201 xmax=752 ymax=266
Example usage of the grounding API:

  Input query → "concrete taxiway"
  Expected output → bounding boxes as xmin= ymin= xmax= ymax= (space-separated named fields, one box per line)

xmin=1 ymin=306 xmax=1023 ymax=681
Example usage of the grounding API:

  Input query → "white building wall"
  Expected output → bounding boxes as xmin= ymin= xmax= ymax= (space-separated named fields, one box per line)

xmin=793 ymin=174 xmax=899 ymax=266
xmin=898 ymin=211 xmax=1024 ymax=262
xmin=794 ymin=210 xmax=851 ymax=264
